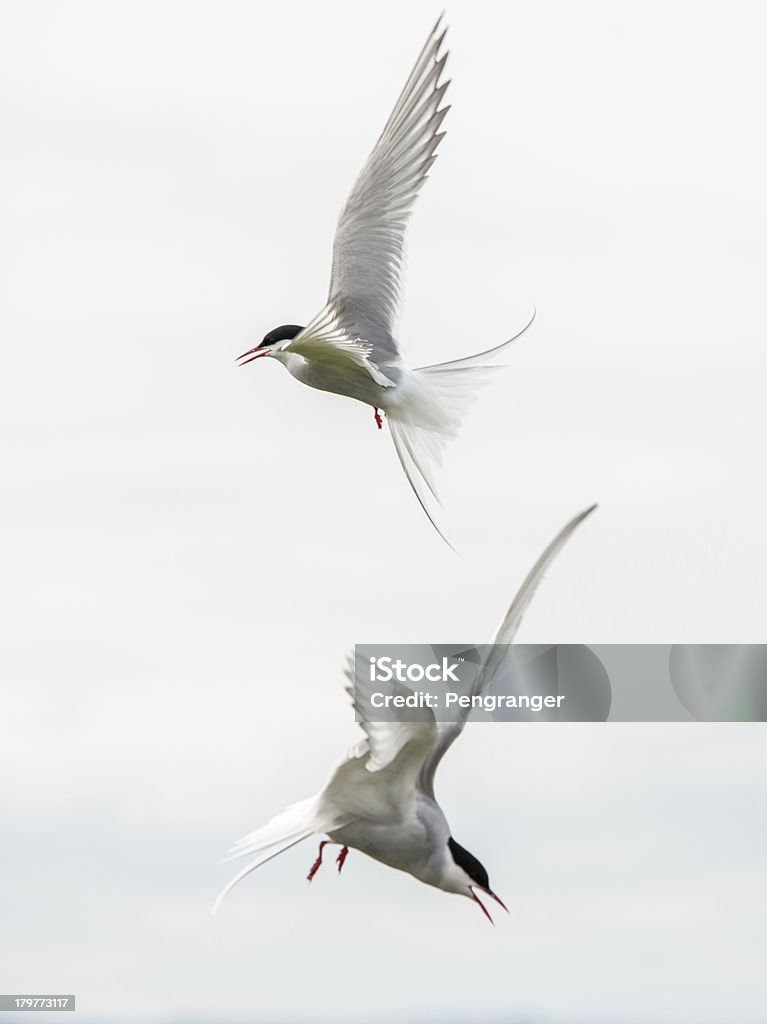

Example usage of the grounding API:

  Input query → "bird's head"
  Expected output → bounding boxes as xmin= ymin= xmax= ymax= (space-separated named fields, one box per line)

xmin=444 ymin=836 xmax=508 ymax=924
xmin=236 ymin=324 xmax=304 ymax=367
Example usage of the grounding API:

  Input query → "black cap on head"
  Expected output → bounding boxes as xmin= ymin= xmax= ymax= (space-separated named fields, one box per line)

xmin=448 ymin=836 xmax=490 ymax=890
xmin=259 ymin=324 xmax=304 ymax=348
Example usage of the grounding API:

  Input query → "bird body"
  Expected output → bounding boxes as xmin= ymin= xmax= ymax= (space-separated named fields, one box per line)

xmin=238 ymin=19 xmax=534 ymax=541
xmin=214 ymin=505 xmax=597 ymax=921
xmin=324 ymin=769 xmax=447 ymax=882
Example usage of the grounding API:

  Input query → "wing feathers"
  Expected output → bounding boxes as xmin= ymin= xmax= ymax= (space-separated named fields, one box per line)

xmin=385 ymin=19 xmax=447 ymax=131
xmin=344 ymin=654 xmax=439 ymax=774
xmin=491 ymin=504 xmax=598 ymax=647
xmin=416 ymin=506 xmax=598 ymax=796
xmin=285 ymin=303 xmax=396 ymax=388
xmin=329 ymin=20 xmax=450 ymax=343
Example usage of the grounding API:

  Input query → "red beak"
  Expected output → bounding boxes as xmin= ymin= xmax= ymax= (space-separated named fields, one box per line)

xmin=470 ymin=886 xmax=509 ymax=925
xmin=235 ymin=346 xmax=270 ymax=367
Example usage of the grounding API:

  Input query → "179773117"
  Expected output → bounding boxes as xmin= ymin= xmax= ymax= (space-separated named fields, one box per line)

xmin=0 ymin=995 xmax=75 ymax=1011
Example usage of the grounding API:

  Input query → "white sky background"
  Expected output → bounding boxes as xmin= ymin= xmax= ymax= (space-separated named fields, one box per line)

xmin=2 ymin=0 xmax=767 ymax=1021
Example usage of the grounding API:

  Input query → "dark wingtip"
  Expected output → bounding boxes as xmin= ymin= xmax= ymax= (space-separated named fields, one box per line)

xmin=576 ymin=503 xmax=599 ymax=525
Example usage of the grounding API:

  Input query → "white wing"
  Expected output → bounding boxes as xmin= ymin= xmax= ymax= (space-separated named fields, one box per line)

xmin=281 ymin=301 xmax=396 ymax=388
xmin=343 ymin=653 xmax=439 ymax=774
xmin=480 ymin=503 xmax=598 ymax=679
xmin=343 ymin=505 xmax=596 ymax=785
xmin=328 ymin=16 xmax=450 ymax=361
xmin=416 ymin=505 xmax=598 ymax=798
xmin=341 ymin=500 xmax=595 ymax=792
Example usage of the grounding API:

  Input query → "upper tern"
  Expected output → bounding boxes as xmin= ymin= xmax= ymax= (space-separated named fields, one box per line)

xmin=214 ymin=504 xmax=596 ymax=921
xmin=237 ymin=17 xmax=534 ymax=543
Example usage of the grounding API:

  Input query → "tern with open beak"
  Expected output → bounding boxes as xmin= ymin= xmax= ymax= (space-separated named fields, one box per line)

xmin=237 ymin=17 xmax=534 ymax=544
xmin=214 ymin=505 xmax=596 ymax=922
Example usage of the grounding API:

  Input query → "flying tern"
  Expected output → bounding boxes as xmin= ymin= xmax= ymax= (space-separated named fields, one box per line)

xmin=237 ymin=17 xmax=534 ymax=543
xmin=214 ymin=504 xmax=596 ymax=922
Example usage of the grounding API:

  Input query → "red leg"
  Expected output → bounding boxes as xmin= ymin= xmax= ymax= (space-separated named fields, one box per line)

xmin=307 ymin=840 xmax=329 ymax=883
xmin=374 ymin=408 xmax=383 ymax=430
xmin=336 ymin=845 xmax=349 ymax=874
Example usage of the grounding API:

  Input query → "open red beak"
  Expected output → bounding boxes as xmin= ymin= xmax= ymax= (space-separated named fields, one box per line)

xmin=470 ymin=886 xmax=509 ymax=925
xmin=235 ymin=346 xmax=270 ymax=367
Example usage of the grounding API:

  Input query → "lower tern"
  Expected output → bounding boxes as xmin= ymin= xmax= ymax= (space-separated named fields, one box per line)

xmin=214 ymin=504 xmax=596 ymax=921
xmin=237 ymin=17 xmax=534 ymax=544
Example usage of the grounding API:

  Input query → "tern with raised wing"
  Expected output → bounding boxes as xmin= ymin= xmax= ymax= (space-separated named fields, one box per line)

xmin=237 ymin=18 xmax=534 ymax=543
xmin=214 ymin=505 xmax=596 ymax=922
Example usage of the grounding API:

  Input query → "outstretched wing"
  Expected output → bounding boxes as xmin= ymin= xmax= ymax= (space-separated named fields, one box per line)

xmin=282 ymin=302 xmax=396 ymax=388
xmin=416 ymin=505 xmax=598 ymax=798
xmin=328 ymin=17 xmax=450 ymax=360
xmin=343 ymin=653 xmax=439 ymax=774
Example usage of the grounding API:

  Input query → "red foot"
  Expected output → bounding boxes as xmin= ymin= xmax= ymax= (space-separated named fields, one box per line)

xmin=307 ymin=840 xmax=329 ymax=883
xmin=336 ymin=846 xmax=349 ymax=874
xmin=374 ymin=408 xmax=383 ymax=430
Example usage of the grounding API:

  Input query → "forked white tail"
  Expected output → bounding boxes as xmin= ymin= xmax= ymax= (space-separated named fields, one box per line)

xmin=387 ymin=310 xmax=536 ymax=547
xmin=212 ymin=797 xmax=317 ymax=915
